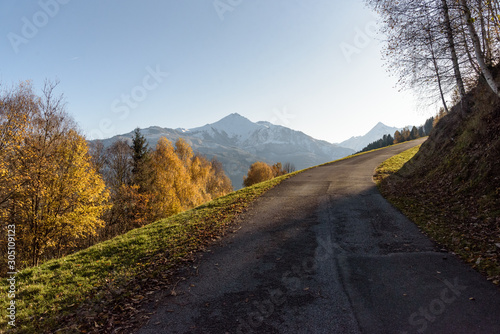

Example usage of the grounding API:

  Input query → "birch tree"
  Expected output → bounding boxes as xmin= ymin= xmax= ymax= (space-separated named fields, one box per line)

xmin=366 ymin=0 xmax=500 ymax=117
xmin=459 ymin=0 xmax=500 ymax=97
xmin=1 ymin=82 xmax=108 ymax=266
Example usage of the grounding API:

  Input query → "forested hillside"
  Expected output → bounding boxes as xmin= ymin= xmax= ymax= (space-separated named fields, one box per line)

xmin=359 ymin=116 xmax=435 ymax=153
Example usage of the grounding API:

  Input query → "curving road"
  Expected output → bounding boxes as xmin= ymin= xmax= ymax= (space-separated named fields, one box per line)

xmin=138 ymin=138 xmax=500 ymax=334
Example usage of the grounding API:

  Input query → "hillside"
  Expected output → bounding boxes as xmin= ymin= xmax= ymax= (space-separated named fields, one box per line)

xmin=97 ymin=114 xmax=354 ymax=188
xmin=378 ymin=73 xmax=500 ymax=284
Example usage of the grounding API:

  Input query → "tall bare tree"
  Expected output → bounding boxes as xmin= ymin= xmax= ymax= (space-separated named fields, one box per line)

xmin=459 ymin=0 xmax=500 ymax=97
xmin=366 ymin=0 xmax=500 ymax=117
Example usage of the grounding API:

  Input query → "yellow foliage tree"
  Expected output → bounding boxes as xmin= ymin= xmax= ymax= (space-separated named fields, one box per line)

xmin=151 ymin=137 xmax=234 ymax=220
xmin=0 ymin=82 xmax=37 ymax=210
xmin=189 ymin=154 xmax=212 ymax=204
xmin=207 ymin=158 xmax=233 ymax=197
xmin=152 ymin=138 xmax=186 ymax=217
xmin=175 ymin=138 xmax=193 ymax=166
xmin=1 ymin=82 xmax=109 ymax=267
xmin=243 ymin=161 xmax=274 ymax=187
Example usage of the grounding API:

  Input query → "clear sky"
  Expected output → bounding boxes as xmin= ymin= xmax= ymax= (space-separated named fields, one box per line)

xmin=1 ymin=0 xmax=436 ymax=143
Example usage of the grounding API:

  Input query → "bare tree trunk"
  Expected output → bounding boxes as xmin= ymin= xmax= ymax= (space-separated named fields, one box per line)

xmin=424 ymin=5 xmax=450 ymax=113
xmin=432 ymin=50 xmax=450 ymax=114
xmin=460 ymin=0 xmax=500 ymax=97
xmin=441 ymin=0 xmax=469 ymax=115
xmin=489 ymin=0 xmax=500 ymax=30
xmin=461 ymin=23 xmax=481 ymax=75
xmin=477 ymin=0 xmax=489 ymax=62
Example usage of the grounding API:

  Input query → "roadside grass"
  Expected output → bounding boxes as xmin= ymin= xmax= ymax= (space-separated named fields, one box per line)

xmin=319 ymin=138 xmax=426 ymax=168
xmin=375 ymin=145 xmax=500 ymax=286
xmin=1 ymin=171 xmax=302 ymax=333
xmin=373 ymin=144 xmax=421 ymax=184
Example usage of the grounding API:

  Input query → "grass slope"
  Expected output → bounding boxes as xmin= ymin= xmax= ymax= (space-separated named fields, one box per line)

xmin=373 ymin=144 xmax=422 ymax=185
xmin=1 ymin=172 xmax=301 ymax=333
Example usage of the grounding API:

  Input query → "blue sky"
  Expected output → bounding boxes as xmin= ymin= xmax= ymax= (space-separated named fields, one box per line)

xmin=1 ymin=0 xmax=436 ymax=143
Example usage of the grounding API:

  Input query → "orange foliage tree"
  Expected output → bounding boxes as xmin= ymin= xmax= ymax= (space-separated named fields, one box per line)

xmin=243 ymin=161 xmax=274 ymax=187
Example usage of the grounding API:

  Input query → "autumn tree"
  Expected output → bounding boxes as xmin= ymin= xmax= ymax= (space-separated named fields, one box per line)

xmin=175 ymin=138 xmax=193 ymax=165
xmin=271 ymin=162 xmax=285 ymax=177
xmin=206 ymin=157 xmax=233 ymax=198
xmin=393 ymin=130 xmax=403 ymax=144
xmin=151 ymin=137 xmax=187 ymax=218
xmin=96 ymin=132 xmax=157 ymax=238
xmin=91 ymin=134 xmax=233 ymax=237
xmin=0 ymin=82 xmax=37 ymax=209
xmin=189 ymin=153 xmax=212 ymax=203
xmin=243 ymin=161 xmax=274 ymax=187
xmin=1 ymin=81 xmax=108 ymax=267
xmin=99 ymin=140 xmax=134 ymax=237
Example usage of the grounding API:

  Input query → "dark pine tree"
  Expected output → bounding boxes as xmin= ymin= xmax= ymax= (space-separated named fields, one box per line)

xmin=130 ymin=128 xmax=153 ymax=192
xmin=410 ymin=126 xmax=419 ymax=140
xmin=424 ymin=117 xmax=434 ymax=135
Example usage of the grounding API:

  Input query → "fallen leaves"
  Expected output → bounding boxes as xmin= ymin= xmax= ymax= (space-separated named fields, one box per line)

xmin=375 ymin=129 xmax=500 ymax=285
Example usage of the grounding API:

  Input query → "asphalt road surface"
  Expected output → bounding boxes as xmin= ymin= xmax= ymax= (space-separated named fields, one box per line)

xmin=138 ymin=138 xmax=500 ymax=334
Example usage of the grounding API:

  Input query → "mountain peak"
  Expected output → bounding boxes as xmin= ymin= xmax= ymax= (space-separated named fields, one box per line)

xmin=226 ymin=112 xmax=243 ymax=118
xmin=218 ymin=113 xmax=251 ymax=123
xmin=189 ymin=113 xmax=262 ymax=140
xmin=339 ymin=122 xmax=401 ymax=151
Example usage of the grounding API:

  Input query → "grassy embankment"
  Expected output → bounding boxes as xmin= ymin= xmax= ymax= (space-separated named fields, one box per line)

xmin=375 ymin=144 xmax=500 ymax=286
xmin=375 ymin=67 xmax=500 ymax=287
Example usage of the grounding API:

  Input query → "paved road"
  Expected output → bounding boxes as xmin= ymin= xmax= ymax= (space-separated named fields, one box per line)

xmin=138 ymin=138 xmax=500 ymax=334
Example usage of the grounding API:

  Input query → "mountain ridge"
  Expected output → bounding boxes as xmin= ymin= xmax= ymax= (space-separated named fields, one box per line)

xmin=96 ymin=114 xmax=406 ymax=189
xmin=95 ymin=113 xmax=355 ymax=189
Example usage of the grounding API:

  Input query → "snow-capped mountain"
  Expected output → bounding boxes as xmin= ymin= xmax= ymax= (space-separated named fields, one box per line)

xmin=189 ymin=113 xmax=263 ymax=142
xmin=97 ymin=113 xmax=355 ymax=189
xmin=339 ymin=122 xmax=401 ymax=152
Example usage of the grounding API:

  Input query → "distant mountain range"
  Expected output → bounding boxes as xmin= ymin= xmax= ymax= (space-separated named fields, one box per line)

xmin=95 ymin=114 xmax=402 ymax=189
xmin=338 ymin=122 xmax=401 ymax=152
xmin=97 ymin=113 xmax=357 ymax=189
